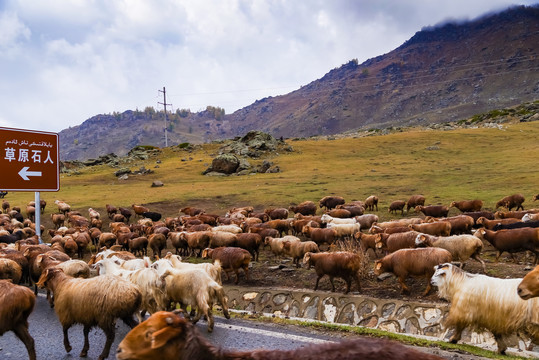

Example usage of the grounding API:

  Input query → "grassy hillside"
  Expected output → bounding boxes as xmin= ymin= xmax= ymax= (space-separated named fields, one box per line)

xmin=8 ymin=121 xmax=538 ymax=221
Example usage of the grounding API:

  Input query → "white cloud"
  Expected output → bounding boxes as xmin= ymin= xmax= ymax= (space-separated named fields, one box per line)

xmin=0 ymin=11 xmax=30 ymax=52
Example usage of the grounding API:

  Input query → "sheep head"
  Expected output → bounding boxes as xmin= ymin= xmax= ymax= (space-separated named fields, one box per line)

xmin=117 ymin=310 xmax=187 ymax=360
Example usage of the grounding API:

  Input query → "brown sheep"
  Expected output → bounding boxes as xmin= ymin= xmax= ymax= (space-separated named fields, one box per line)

xmin=302 ymin=222 xmax=337 ymax=247
xmin=128 ymin=236 xmax=149 ymax=257
xmin=249 ymin=212 xmax=270 ymax=222
xmin=365 ymin=195 xmax=379 ymax=211
xmin=208 ymin=231 xmax=237 ymax=248
xmin=264 ymin=236 xmax=301 ymax=260
xmin=37 ymin=267 xmax=141 ymax=360
xmin=98 ymin=232 xmax=117 ymax=249
xmin=25 ymin=205 xmax=35 ymax=222
xmin=0 ymin=249 xmax=29 ymax=284
xmin=375 ymin=231 xmax=422 ymax=254
xmin=202 ymin=247 xmax=251 ymax=284
xmin=63 ymin=236 xmax=79 ymax=258
xmin=414 ymin=205 xmax=449 ymax=218
xmin=374 ymin=247 xmax=452 ymax=296
xmin=518 ymin=265 xmax=539 ymax=299
xmin=119 ymin=207 xmax=133 ymax=222
xmin=187 ymin=223 xmax=212 ymax=232
xmin=406 ymin=195 xmax=425 ymax=212
xmin=87 ymin=227 xmax=101 ymax=248
xmin=369 ymin=224 xmax=412 ymax=234
xmin=409 ymin=221 xmax=452 ymax=236
xmin=288 ymin=201 xmax=317 ymax=216
xmin=112 ymin=213 xmax=127 ymax=223
xmin=353 ymin=232 xmax=383 ymax=258
xmin=476 ymin=216 xmax=519 ymax=230
xmin=0 ymin=257 xmax=23 ymax=284
xmin=474 ymin=228 xmax=539 ymax=264
xmin=327 ymin=208 xmax=352 ymax=218
xmin=239 ymin=217 xmax=263 ymax=231
xmin=0 ymin=280 xmax=36 ymax=360
xmin=495 ymin=209 xmax=539 ymax=220
xmin=167 ymin=232 xmax=188 ymax=256
xmin=303 ymin=251 xmax=362 ymax=294
xmin=196 ymin=213 xmax=218 ymax=226
xmin=425 ymin=215 xmax=475 ymax=235
xmin=54 ymin=200 xmax=71 ymax=215
xmin=282 ymin=240 xmax=319 ymax=267
xmin=67 ymin=214 xmax=89 ymax=228
xmin=354 ymin=214 xmax=379 ymax=229
xmin=132 ymin=204 xmax=150 ymax=217
xmin=264 ymin=207 xmax=289 ymax=220
xmin=388 ymin=200 xmax=406 ymax=215
xmin=318 ymin=195 xmax=345 ymax=211
xmin=449 ymin=199 xmax=483 ymax=212
xmin=258 ymin=219 xmax=290 ymax=236
xmin=248 ymin=227 xmax=280 ymax=245
xmin=149 ymin=233 xmax=167 ymax=259
xmin=116 ymin=310 xmax=445 ymax=360
xmin=180 ymin=231 xmax=212 ymax=257
xmin=234 ymin=233 xmax=263 ymax=261
xmin=496 ymin=194 xmax=525 ymax=211
xmin=290 ymin=218 xmax=319 ymax=236
xmin=51 ymin=213 xmax=65 ymax=229
xmin=180 ymin=206 xmax=205 ymax=216
xmin=1 ymin=199 xmax=9 ymax=213
xmin=105 ymin=204 xmax=117 ymax=219
xmin=336 ymin=204 xmax=365 ymax=216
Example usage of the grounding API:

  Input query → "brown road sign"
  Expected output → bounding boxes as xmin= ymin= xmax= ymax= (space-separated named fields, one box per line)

xmin=0 ymin=127 xmax=59 ymax=191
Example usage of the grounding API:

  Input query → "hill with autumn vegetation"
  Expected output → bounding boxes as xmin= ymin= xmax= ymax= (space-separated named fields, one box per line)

xmin=59 ymin=5 xmax=539 ymax=161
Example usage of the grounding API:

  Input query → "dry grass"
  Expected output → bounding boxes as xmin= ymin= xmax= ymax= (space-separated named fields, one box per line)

xmin=6 ymin=121 xmax=539 ymax=226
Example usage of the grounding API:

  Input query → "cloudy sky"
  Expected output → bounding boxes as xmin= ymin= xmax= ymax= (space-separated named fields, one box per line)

xmin=0 ymin=0 xmax=536 ymax=133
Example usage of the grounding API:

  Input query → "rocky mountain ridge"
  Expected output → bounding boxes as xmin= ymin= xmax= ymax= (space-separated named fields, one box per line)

xmin=59 ymin=5 xmax=539 ymax=161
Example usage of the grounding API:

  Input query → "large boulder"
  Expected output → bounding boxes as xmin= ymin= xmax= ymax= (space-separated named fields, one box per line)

xmin=220 ymin=131 xmax=283 ymax=158
xmin=203 ymin=154 xmax=240 ymax=175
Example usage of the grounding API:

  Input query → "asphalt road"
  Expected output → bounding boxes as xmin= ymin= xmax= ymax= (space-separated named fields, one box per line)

xmin=0 ymin=290 xmax=489 ymax=360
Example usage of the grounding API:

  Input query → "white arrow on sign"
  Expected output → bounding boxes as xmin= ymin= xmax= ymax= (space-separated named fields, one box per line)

xmin=18 ymin=167 xmax=42 ymax=181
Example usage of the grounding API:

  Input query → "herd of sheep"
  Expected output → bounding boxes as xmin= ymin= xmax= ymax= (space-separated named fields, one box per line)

xmin=1 ymin=192 xmax=539 ymax=359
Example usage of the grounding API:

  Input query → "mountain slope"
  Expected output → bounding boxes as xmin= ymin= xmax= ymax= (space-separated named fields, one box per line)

xmin=225 ymin=5 xmax=539 ymax=138
xmin=59 ymin=5 xmax=539 ymax=160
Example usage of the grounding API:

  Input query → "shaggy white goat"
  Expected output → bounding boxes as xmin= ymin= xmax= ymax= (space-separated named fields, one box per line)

xmin=431 ymin=263 xmax=539 ymax=354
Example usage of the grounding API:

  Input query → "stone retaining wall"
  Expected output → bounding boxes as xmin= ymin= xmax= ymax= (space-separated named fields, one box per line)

xmin=223 ymin=285 xmax=538 ymax=355
xmin=225 ymin=286 xmax=448 ymax=337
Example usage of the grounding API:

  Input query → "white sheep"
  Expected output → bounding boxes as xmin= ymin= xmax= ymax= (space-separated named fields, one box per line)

xmin=111 ymin=255 xmax=151 ymax=271
xmin=320 ymin=213 xmax=357 ymax=225
xmin=93 ymin=257 xmax=132 ymax=278
xmin=158 ymin=266 xmax=230 ymax=332
xmin=415 ymin=233 xmax=486 ymax=272
xmin=163 ymin=252 xmax=222 ymax=284
xmin=36 ymin=267 xmax=141 ymax=360
xmin=522 ymin=213 xmax=539 ymax=222
xmin=431 ymin=263 xmax=539 ymax=354
xmin=326 ymin=222 xmax=360 ymax=239
xmin=55 ymin=259 xmax=91 ymax=278
xmin=264 ymin=235 xmax=301 ymax=260
xmin=125 ymin=267 xmax=167 ymax=321
xmin=211 ymin=224 xmax=243 ymax=234
xmin=88 ymin=207 xmax=100 ymax=219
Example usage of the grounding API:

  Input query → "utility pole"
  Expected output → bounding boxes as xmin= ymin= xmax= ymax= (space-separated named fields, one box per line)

xmin=158 ymin=87 xmax=172 ymax=147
